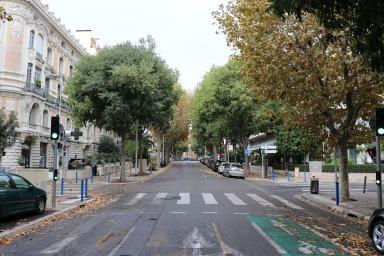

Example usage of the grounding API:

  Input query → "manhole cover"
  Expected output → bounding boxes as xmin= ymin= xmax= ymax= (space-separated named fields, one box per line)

xmin=164 ymin=196 xmax=181 ymax=200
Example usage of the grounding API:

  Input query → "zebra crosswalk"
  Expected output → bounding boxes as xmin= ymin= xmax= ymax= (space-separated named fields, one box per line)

xmin=124 ymin=192 xmax=305 ymax=211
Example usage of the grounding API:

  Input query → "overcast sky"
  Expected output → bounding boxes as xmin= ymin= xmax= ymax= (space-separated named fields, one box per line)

xmin=41 ymin=0 xmax=233 ymax=92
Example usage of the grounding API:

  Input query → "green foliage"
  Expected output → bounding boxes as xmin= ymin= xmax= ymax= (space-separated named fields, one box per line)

xmin=0 ymin=111 xmax=18 ymax=155
xmin=34 ymin=80 xmax=41 ymax=88
xmin=270 ymin=0 xmax=384 ymax=73
xmin=0 ymin=6 xmax=13 ymax=21
xmin=97 ymin=135 xmax=119 ymax=162
xmin=322 ymin=164 xmax=383 ymax=173
xmin=191 ymin=140 xmax=205 ymax=156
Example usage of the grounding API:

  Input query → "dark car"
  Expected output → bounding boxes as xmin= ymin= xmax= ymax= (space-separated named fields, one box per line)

xmin=369 ymin=209 xmax=384 ymax=254
xmin=68 ymin=158 xmax=86 ymax=169
xmin=0 ymin=173 xmax=47 ymax=219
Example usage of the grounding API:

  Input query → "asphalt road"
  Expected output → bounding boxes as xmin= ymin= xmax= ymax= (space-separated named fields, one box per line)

xmin=0 ymin=161 xmax=372 ymax=256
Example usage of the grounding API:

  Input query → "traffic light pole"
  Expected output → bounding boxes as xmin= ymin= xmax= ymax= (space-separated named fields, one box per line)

xmin=52 ymin=140 xmax=58 ymax=208
xmin=377 ymin=136 xmax=382 ymax=209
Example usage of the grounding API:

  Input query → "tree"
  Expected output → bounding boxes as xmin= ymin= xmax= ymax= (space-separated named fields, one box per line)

xmin=0 ymin=111 xmax=18 ymax=160
xmin=0 ymin=6 xmax=12 ymax=21
xmin=214 ymin=0 xmax=384 ymax=200
xmin=97 ymin=135 xmax=119 ymax=163
xmin=67 ymin=37 xmax=178 ymax=181
xmin=270 ymin=0 xmax=384 ymax=73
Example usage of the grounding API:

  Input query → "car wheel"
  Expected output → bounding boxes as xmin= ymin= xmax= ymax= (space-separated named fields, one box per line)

xmin=372 ymin=221 xmax=384 ymax=254
xmin=35 ymin=198 xmax=46 ymax=214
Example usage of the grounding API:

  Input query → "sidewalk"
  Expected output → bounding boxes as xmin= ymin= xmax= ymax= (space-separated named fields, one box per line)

xmin=0 ymin=163 xmax=172 ymax=242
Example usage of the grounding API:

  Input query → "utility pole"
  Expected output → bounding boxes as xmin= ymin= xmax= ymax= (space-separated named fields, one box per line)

xmin=377 ymin=136 xmax=382 ymax=208
xmin=52 ymin=140 xmax=58 ymax=208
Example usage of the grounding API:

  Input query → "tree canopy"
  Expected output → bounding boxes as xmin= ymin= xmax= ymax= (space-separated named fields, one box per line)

xmin=0 ymin=6 xmax=12 ymax=21
xmin=67 ymin=37 xmax=178 ymax=181
xmin=0 ymin=111 xmax=18 ymax=156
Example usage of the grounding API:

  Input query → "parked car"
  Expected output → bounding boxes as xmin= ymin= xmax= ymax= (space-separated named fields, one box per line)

xmin=218 ymin=162 xmax=229 ymax=174
xmin=214 ymin=160 xmax=225 ymax=172
xmin=0 ymin=173 xmax=47 ymax=219
xmin=369 ymin=209 xmax=384 ymax=254
xmin=223 ymin=163 xmax=245 ymax=178
xmin=207 ymin=159 xmax=216 ymax=170
xmin=68 ymin=158 xmax=86 ymax=169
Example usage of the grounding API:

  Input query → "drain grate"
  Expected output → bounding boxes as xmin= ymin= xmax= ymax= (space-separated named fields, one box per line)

xmin=164 ymin=196 xmax=181 ymax=200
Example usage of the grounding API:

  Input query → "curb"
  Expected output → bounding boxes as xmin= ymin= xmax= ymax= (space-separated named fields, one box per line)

xmin=0 ymin=198 xmax=96 ymax=240
xmin=298 ymin=193 xmax=371 ymax=221
xmin=137 ymin=163 xmax=173 ymax=184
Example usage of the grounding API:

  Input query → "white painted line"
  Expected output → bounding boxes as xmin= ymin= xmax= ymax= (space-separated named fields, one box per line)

xmin=126 ymin=193 xmax=146 ymax=205
xmin=202 ymin=193 xmax=218 ymax=205
xmin=107 ymin=226 xmax=136 ymax=256
xmin=61 ymin=198 xmax=80 ymax=205
xmin=151 ymin=192 xmax=168 ymax=204
xmin=251 ymin=222 xmax=287 ymax=254
xmin=177 ymin=193 xmax=190 ymax=204
xmin=247 ymin=193 xmax=275 ymax=207
xmin=41 ymin=236 xmax=77 ymax=254
xmin=270 ymin=195 xmax=303 ymax=210
xmin=301 ymin=188 xmax=365 ymax=192
xmin=233 ymin=212 xmax=249 ymax=215
xmin=171 ymin=211 xmax=186 ymax=214
xmin=224 ymin=193 xmax=247 ymax=205
xmin=202 ymin=211 xmax=218 ymax=214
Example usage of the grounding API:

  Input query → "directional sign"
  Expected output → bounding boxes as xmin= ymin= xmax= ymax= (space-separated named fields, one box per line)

xmin=260 ymin=145 xmax=277 ymax=150
xmin=264 ymin=149 xmax=277 ymax=154
xmin=244 ymin=148 xmax=249 ymax=156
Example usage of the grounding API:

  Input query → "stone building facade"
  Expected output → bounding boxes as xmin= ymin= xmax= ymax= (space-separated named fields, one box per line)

xmin=0 ymin=0 xmax=102 ymax=169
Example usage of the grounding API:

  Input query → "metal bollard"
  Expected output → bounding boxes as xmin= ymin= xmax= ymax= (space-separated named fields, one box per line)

xmin=363 ymin=176 xmax=367 ymax=193
xmin=272 ymin=168 xmax=275 ymax=181
xmin=288 ymin=171 xmax=290 ymax=182
xmin=304 ymin=171 xmax=307 ymax=182
xmin=80 ymin=180 xmax=84 ymax=202
xmin=108 ymin=172 xmax=111 ymax=183
xmin=91 ymin=171 xmax=94 ymax=184
xmin=336 ymin=180 xmax=340 ymax=205
xmin=85 ymin=179 xmax=88 ymax=198
xmin=61 ymin=177 xmax=64 ymax=196
xmin=76 ymin=171 xmax=78 ymax=183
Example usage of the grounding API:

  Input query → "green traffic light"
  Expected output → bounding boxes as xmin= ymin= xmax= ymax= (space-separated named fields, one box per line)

xmin=377 ymin=180 xmax=381 ymax=185
xmin=378 ymin=128 xmax=384 ymax=135
xmin=51 ymin=133 xmax=58 ymax=139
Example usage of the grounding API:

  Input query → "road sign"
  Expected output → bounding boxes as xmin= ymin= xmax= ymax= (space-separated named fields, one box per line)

xmin=264 ymin=149 xmax=277 ymax=154
xmin=260 ymin=145 xmax=277 ymax=150
xmin=244 ymin=148 xmax=249 ymax=156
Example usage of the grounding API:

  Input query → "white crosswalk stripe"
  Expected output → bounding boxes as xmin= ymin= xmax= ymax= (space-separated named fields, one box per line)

xmin=177 ymin=193 xmax=190 ymax=204
xmin=224 ymin=193 xmax=247 ymax=205
xmin=247 ymin=193 xmax=275 ymax=207
xmin=202 ymin=193 xmax=218 ymax=205
xmin=126 ymin=193 xmax=146 ymax=205
xmin=151 ymin=192 xmax=168 ymax=205
xmin=270 ymin=195 xmax=303 ymax=210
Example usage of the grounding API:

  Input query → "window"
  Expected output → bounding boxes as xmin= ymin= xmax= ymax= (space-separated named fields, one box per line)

xmin=47 ymin=48 xmax=53 ymax=65
xmin=29 ymin=103 xmax=39 ymax=124
xmin=69 ymin=65 xmax=73 ymax=77
xmin=34 ymin=67 xmax=42 ymax=83
xmin=45 ymin=77 xmax=50 ymax=93
xmin=0 ymin=175 xmax=11 ymax=189
xmin=26 ymin=63 xmax=33 ymax=86
xmin=11 ymin=175 xmax=30 ymax=189
xmin=36 ymin=33 xmax=44 ymax=58
xmin=61 ymin=41 xmax=65 ymax=49
xmin=43 ymin=110 xmax=49 ymax=127
xmin=29 ymin=30 xmax=35 ymax=49
xmin=59 ymin=58 xmax=64 ymax=74
xmin=66 ymin=118 xmax=71 ymax=130
xmin=58 ymin=84 xmax=61 ymax=99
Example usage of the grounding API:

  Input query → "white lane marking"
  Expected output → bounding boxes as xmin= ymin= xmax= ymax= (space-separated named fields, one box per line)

xmin=177 ymin=193 xmax=190 ymax=204
xmin=126 ymin=193 xmax=146 ymax=205
xmin=247 ymin=193 xmax=275 ymax=207
xmin=301 ymin=188 xmax=365 ymax=192
xmin=270 ymin=195 xmax=303 ymax=210
xmin=171 ymin=211 xmax=186 ymax=214
xmin=151 ymin=192 xmax=168 ymax=204
xmin=202 ymin=193 xmax=218 ymax=205
xmin=251 ymin=222 xmax=287 ymax=254
xmin=224 ymin=193 xmax=247 ymax=205
xmin=202 ymin=211 xmax=218 ymax=214
xmin=107 ymin=226 xmax=136 ymax=256
xmin=41 ymin=236 xmax=77 ymax=254
xmin=233 ymin=212 xmax=249 ymax=215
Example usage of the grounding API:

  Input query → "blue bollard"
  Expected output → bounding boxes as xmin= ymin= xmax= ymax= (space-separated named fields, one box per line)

xmin=336 ymin=181 xmax=340 ymax=206
xmin=61 ymin=177 xmax=64 ymax=196
xmin=272 ymin=168 xmax=275 ymax=181
xmin=85 ymin=179 xmax=88 ymax=198
xmin=76 ymin=171 xmax=78 ymax=183
xmin=80 ymin=180 xmax=84 ymax=202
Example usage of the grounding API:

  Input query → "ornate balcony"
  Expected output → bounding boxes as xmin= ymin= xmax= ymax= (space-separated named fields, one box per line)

xmin=24 ymin=83 xmax=47 ymax=98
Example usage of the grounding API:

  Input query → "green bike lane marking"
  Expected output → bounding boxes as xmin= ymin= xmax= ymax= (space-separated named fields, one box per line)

xmin=248 ymin=216 xmax=349 ymax=255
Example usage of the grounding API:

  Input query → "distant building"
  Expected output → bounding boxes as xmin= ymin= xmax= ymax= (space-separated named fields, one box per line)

xmin=0 ymin=0 xmax=102 ymax=169
xmin=75 ymin=30 xmax=100 ymax=55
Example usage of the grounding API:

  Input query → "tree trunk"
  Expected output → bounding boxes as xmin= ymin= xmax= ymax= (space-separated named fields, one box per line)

xmin=338 ymin=140 xmax=350 ymax=201
xmin=120 ymin=134 xmax=126 ymax=182
xmin=213 ymin=145 xmax=217 ymax=160
xmin=224 ymin=139 xmax=228 ymax=162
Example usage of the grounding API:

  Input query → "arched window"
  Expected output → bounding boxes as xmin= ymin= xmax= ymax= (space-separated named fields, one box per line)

xmin=26 ymin=63 xmax=33 ymax=86
xmin=29 ymin=103 xmax=39 ymax=125
xmin=36 ymin=33 xmax=44 ymax=57
xmin=57 ymin=84 xmax=61 ymax=99
xmin=44 ymin=77 xmax=50 ymax=95
xmin=42 ymin=110 xmax=49 ymax=127
xmin=29 ymin=30 xmax=35 ymax=49
xmin=69 ymin=65 xmax=73 ymax=77
xmin=59 ymin=57 xmax=64 ymax=74
xmin=47 ymin=48 xmax=53 ymax=65
xmin=66 ymin=118 xmax=71 ymax=130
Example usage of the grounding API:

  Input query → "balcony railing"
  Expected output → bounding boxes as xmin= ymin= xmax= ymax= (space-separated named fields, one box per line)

xmin=24 ymin=83 xmax=47 ymax=98
xmin=46 ymin=95 xmax=72 ymax=112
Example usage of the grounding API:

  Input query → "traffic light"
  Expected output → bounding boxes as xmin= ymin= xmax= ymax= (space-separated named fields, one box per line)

xmin=377 ymin=171 xmax=382 ymax=185
xmin=53 ymin=169 xmax=58 ymax=181
xmin=376 ymin=108 xmax=384 ymax=136
xmin=50 ymin=115 xmax=60 ymax=140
